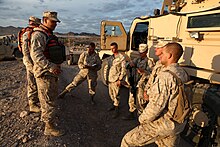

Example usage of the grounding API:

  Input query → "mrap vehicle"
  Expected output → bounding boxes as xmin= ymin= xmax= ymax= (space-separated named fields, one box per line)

xmin=0 ymin=34 xmax=19 ymax=60
xmin=99 ymin=0 xmax=220 ymax=146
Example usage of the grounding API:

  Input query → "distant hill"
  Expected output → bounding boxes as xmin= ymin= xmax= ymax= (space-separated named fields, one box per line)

xmin=0 ymin=26 xmax=99 ymax=36
xmin=0 ymin=26 xmax=22 ymax=36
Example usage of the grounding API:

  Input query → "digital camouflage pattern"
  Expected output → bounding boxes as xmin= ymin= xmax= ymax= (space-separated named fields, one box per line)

xmin=108 ymin=53 xmax=126 ymax=107
xmin=121 ymin=63 xmax=189 ymax=147
xmin=22 ymin=30 xmax=39 ymax=106
xmin=30 ymin=26 xmax=59 ymax=78
xmin=144 ymin=60 xmax=163 ymax=95
xmin=30 ymin=26 xmax=61 ymax=123
xmin=65 ymin=51 xmax=101 ymax=96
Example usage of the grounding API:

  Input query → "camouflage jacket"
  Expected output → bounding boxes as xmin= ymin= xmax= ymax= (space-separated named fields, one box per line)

xmin=144 ymin=61 xmax=164 ymax=94
xmin=108 ymin=53 xmax=126 ymax=83
xmin=139 ymin=63 xmax=189 ymax=126
xmin=30 ymin=25 xmax=59 ymax=78
xmin=131 ymin=56 xmax=155 ymax=88
xmin=77 ymin=51 xmax=102 ymax=77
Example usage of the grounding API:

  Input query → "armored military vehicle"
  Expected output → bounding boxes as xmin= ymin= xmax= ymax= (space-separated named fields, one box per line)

xmin=0 ymin=34 xmax=19 ymax=60
xmin=99 ymin=0 xmax=220 ymax=146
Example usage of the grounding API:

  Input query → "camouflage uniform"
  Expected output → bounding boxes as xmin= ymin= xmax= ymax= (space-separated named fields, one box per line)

xmin=22 ymin=29 xmax=39 ymax=106
xmin=144 ymin=61 xmax=163 ymax=95
xmin=30 ymin=25 xmax=60 ymax=123
xmin=121 ymin=63 xmax=189 ymax=147
xmin=108 ymin=53 xmax=126 ymax=107
xmin=65 ymin=51 xmax=101 ymax=96
xmin=128 ymin=57 xmax=154 ymax=114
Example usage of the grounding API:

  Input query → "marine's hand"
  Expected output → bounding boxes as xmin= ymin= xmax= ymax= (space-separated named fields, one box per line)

xmin=143 ymin=91 xmax=149 ymax=101
xmin=52 ymin=68 xmax=61 ymax=75
xmin=116 ymin=80 xmax=121 ymax=87
xmin=137 ymin=68 xmax=145 ymax=74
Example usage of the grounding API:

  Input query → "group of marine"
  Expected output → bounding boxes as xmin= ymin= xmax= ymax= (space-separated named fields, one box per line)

xmin=19 ymin=10 xmax=190 ymax=147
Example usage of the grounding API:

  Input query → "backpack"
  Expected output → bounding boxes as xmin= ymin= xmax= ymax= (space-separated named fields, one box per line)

xmin=17 ymin=27 xmax=34 ymax=53
xmin=166 ymin=70 xmax=192 ymax=123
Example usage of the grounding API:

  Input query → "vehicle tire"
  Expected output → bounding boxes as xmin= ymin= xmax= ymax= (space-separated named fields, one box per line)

xmin=13 ymin=48 xmax=23 ymax=59
xmin=100 ymin=58 xmax=109 ymax=86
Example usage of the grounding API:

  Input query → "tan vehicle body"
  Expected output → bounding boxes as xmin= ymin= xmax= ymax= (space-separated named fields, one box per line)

xmin=100 ymin=0 xmax=220 ymax=84
xmin=99 ymin=0 xmax=220 ymax=146
xmin=0 ymin=35 xmax=18 ymax=60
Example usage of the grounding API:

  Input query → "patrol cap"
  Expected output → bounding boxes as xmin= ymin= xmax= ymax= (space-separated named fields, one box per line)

xmin=29 ymin=16 xmax=41 ymax=25
xmin=156 ymin=40 xmax=167 ymax=48
xmin=43 ymin=11 xmax=60 ymax=22
xmin=139 ymin=44 xmax=148 ymax=53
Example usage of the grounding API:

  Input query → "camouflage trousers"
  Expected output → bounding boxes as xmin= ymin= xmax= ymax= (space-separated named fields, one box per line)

xmin=121 ymin=119 xmax=181 ymax=147
xmin=108 ymin=82 xmax=120 ymax=107
xmin=26 ymin=69 xmax=39 ymax=105
xmin=128 ymin=87 xmax=147 ymax=114
xmin=36 ymin=75 xmax=58 ymax=123
xmin=66 ymin=72 xmax=98 ymax=96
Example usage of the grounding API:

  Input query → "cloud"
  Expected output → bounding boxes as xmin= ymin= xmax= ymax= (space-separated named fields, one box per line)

xmin=0 ymin=0 xmax=163 ymax=34
xmin=90 ymin=0 xmax=134 ymax=13
xmin=38 ymin=0 xmax=44 ymax=3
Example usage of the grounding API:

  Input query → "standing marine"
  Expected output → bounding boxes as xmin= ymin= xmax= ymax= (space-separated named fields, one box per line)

xmin=30 ymin=11 xmax=65 ymax=136
xmin=123 ymin=44 xmax=154 ymax=120
xmin=18 ymin=16 xmax=41 ymax=113
xmin=107 ymin=42 xmax=127 ymax=118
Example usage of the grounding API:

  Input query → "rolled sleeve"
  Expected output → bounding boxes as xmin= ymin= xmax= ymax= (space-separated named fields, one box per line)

xmin=78 ymin=52 xmax=86 ymax=69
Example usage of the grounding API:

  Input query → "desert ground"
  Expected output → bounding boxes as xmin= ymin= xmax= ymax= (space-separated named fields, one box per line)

xmin=0 ymin=59 xmax=194 ymax=147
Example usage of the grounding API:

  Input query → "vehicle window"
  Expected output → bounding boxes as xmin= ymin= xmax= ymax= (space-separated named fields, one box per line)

xmin=131 ymin=22 xmax=149 ymax=51
xmin=105 ymin=25 xmax=122 ymax=36
xmin=187 ymin=13 xmax=220 ymax=28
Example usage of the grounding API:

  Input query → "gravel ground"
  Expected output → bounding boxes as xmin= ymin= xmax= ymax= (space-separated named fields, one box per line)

xmin=0 ymin=60 xmax=193 ymax=147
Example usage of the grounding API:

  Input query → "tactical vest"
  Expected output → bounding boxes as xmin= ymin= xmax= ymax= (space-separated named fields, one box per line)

xmin=33 ymin=28 xmax=66 ymax=64
xmin=166 ymin=70 xmax=192 ymax=123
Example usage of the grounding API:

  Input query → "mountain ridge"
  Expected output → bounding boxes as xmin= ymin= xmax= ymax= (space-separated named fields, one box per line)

xmin=0 ymin=26 xmax=99 ymax=36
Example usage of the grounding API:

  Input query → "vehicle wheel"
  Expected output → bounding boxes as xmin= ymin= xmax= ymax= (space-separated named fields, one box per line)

xmin=100 ymin=58 xmax=109 ymax=86
xmin=13 ymin=48 xmax=23 ymax=60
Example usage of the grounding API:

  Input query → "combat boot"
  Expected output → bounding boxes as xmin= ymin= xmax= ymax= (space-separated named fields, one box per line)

xmin=57 ymin=89 xmax=68 ymax=99
xmin=112 ymin=106 xmax=119 ymax=119
xmin=90 ymin=95 xmax=95 ymax=105
xmin=44 ymin=122 xmax=65 ymax=137
xmin=29 ymin=104 xmax=41 ymax=113
xmin=122 ymin=112 xmax=135 ymax=120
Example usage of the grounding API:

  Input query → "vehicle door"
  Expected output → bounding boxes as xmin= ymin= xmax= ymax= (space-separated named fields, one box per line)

xmin=100 ymin=21 xmax=127 ymax=51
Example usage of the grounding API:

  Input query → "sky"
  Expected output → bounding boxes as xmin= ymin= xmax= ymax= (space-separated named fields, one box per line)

xmin=0 ymin=0 xmax=163 ymax=34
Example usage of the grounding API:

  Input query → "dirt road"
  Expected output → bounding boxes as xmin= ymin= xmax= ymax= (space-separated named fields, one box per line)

xmin=0 ymin=60 xmax=193 ymax=147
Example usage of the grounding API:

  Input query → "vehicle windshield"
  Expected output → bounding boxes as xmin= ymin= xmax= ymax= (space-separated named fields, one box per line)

xmin=131 ymin=22 xmax=149 ymax=51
